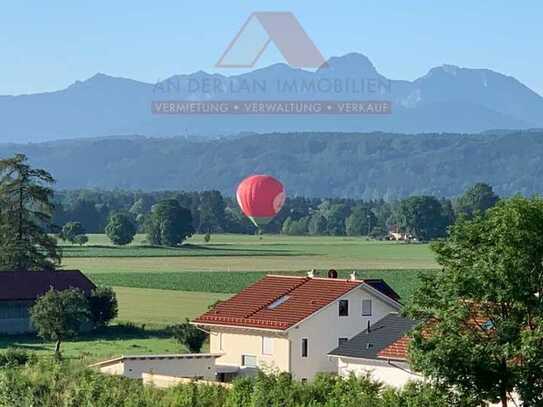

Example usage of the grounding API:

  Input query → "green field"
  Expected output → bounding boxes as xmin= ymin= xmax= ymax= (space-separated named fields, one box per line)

xmin=62 ymin=233 xmax=437 ymax=273
xmin=114 ymin=287 xmax=230 ymax=326
xmin=0 ymin=287 xmax=225 ymax=361
xmin=3 ymin=234 xmax=438 ymax=360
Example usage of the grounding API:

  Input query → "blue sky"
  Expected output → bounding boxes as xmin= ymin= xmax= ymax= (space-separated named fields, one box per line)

xmin=1 ymin=1 xmax=541 ymax=95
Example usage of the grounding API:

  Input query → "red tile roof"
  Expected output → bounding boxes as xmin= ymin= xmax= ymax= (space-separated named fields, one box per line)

xmin=0 ymin=270 xmax=96 ymax=301
xmin=194 ymin=275 xmax=398 ymax=330
xmin=378 ymin=335 xmax=410 ymax=360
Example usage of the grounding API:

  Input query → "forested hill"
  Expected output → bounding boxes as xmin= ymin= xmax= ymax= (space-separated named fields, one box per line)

xmin=1 ymin=130 xmax=542 ymax=199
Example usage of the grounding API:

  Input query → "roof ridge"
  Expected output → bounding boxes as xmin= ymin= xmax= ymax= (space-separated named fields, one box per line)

xmin=243 ymin=276 xmax=309 ymax=319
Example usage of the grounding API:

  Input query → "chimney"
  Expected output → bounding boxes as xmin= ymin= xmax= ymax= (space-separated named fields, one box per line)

xmin=350 ymin=271 xmax=357 ymax=281
xmin=307 ymin=269 xmax=315 ymax=278
xmin=327 ymin=269 xmax=338 ymax=279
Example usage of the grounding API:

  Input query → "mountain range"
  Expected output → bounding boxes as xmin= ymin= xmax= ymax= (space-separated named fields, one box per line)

xmin=1 ymin=53 xmax=543 ymax=142
xmin=1 ymin=130 xmax=542 ymax=198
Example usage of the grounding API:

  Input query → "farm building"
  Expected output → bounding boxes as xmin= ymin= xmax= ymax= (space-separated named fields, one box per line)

xmin=328 ymin=313 xmax=421 ymax=388
xmin=0 ymin=270 xmax=96 ymax=334
xmin=193 ymin=272 xmax=402 ymax=381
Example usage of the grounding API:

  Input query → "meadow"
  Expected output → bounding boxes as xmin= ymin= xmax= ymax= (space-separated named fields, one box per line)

xmin=1 ymin=234 xmax=438 ymax=361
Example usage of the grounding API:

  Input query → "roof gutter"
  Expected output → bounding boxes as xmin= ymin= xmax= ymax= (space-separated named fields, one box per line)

xmin=190 ymin=321 xmax=286 ymax=333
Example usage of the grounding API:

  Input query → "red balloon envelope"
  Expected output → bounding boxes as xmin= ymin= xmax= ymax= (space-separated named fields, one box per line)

xmin=236 ymin=175 xmax=286 ymax=227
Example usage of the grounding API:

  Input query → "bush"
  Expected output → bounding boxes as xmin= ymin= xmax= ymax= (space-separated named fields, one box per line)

xmin=0 ymin=358 xmax=479 ymax=407
xmin=87 ymin=286 xmax=118 ymax=328
xmin=168 ymin=319 xmax=208 ymax=353
xmin=0 ymin=348 xmax=32 ymax=368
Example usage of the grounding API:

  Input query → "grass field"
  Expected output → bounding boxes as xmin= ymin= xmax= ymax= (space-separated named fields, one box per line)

xmin=90 ymin=269 xmax=434 ymax=301
xmin=61 ymin=233 xmax=437 ymax=273
xmin=114 ymin=287 xmax=230 ymax=326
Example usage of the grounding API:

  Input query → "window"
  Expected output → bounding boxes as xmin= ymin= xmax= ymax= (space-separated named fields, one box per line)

xmin=339 ymin=299 xmax=349 ymax=316
xmin=301 ymin=338 xmax=308 ymax=358
xmin=262 ymin=336 xmax=273 ymax=355
xmin=338 ymin=337 xmax=348 ymax=347
xmin=242 ymin=354 xmax=257 ymax=368
xmin=268 ymin=295 xmax=290 ymax=309
xmin=362 ymin=299 xmax=372 ymax=316
xmin=218 ymin=333 xmax=223 ymax=351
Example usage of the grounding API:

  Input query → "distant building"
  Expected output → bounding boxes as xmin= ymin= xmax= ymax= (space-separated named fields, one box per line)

xmin=0 ymin=270 xmax=96 ymax=334
xmin=328 ymin=313 xmax=421 ymax=388
xmin=193 ymin=273 xmax=401 ymax=381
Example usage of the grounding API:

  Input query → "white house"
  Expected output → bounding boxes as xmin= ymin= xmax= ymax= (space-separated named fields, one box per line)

xmin=328 ymin=312 xmax=421 ymax=388
xmin=193 ymin=273 xmax=402 ymax=381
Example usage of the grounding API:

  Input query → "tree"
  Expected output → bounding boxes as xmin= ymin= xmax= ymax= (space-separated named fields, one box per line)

xmin=73 ymin=234 xmax=88 ymax=246
xmin=406 ymin=197 xmax=543 ymax=407
xmin=345 ymin=206 xmax=377 ymax=236
xmin=105 ymin=213 xmax=137 ymax=246
xmin=307 ymin=213 xmax=327 ymax=236
xmin=145 ymin=199 xmax=194 ymax=246
xmin=169 ymin=319 xmax=208 ymax=353
xmin=281 ymin=216 xmax=309 ymax=235
xmin=61 ymin=222 xmax=86 ymax=244
xmin=198 ymin=190 xmax=226 ymax=233
xmin=455 ymin=182 xmax=499 ymax=219
xmin=325 ymin=204 xmax=350 ymax=236
xmin=30 ymin=288 xmax=89 ymax=357
xmin=398 ymin=196 xmax=449 ymax=241
xmin=87 ymin=287 xmax=118 ymax=328
xmin=0 ymin=154 xmax=61 ymax=271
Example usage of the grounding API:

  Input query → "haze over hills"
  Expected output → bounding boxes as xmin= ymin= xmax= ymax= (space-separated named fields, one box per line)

xmin=1 ymin=53 xmax=543 ymax=142
xmin=1 ymin=130 xmax=542 ymax=199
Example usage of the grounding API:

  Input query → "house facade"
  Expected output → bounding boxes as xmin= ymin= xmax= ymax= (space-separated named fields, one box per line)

xmin=0 ymin=270 xmax=96 ymax=334
xmin=193 ymin=274 xmax=401 ymax=381
xmin=328 ymin=313 xmax=421 ymax=387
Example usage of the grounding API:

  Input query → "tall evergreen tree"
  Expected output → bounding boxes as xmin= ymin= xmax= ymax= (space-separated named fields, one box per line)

xmin=0 ymin=154 xmax=61 ymax=271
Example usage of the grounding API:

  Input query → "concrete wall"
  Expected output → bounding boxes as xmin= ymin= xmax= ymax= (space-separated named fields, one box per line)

xmin=142 ymin=373 xmax=233 ymax=389
xmin=288 ymin=286 xmax=397 ymax=380
xmin=337 ymin=357 xmax=420 ymax=388
xmin=210 ymin=329 xmax=289 ymax=374
xmin=99 ymin=362 xmax=125 ymax=376
xmin=99 ymin=357 xmax=217 ymax=380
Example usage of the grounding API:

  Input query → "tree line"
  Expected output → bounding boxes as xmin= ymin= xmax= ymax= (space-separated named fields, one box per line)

xmin=52 ymin=182 xmax=500 ymax=244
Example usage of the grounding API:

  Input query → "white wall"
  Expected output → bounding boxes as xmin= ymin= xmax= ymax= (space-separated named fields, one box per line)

xmin=287 ymin=286 xmax=397 ymax=380
xmin=99 ymin=357 xmax=217 ymax=380
xmin=210 ymin=329 xmax=290 ymax=374
xmin=337 ymin=357 xmax=420 ymax=388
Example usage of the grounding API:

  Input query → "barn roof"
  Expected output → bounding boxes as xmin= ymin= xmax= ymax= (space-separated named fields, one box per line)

xmin=328 ymin=313 xmax=418 ymax=361
xmin=193 ymin=275 xmax=401 ymax=331
xmin=0 ymin=270 xmax=96 ymax=301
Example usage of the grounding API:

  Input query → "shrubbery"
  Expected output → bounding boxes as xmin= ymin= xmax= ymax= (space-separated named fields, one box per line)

xmin=0 ymin=358 xmax=477 ymax=407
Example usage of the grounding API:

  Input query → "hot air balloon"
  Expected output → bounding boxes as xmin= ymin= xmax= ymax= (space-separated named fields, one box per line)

xmin=236 ymin=175 xmax=286 ymax=228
